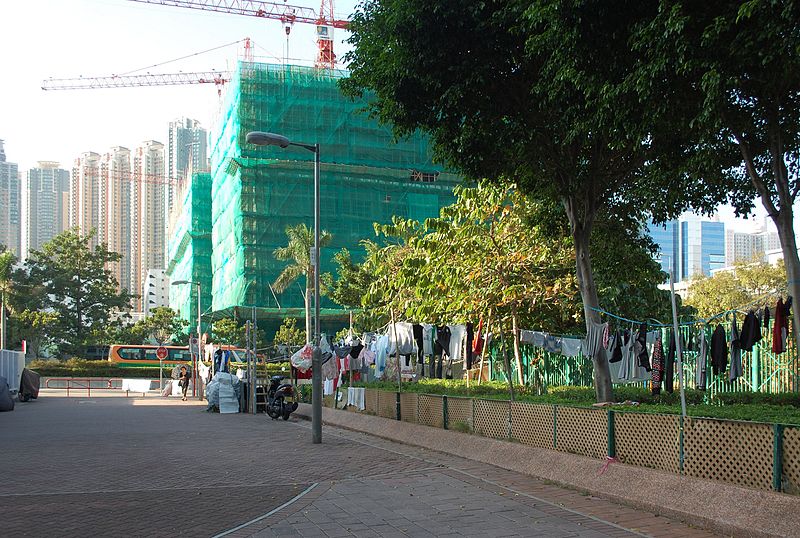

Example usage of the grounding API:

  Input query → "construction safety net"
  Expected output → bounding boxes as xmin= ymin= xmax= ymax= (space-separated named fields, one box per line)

xmin=204 ymin=62 xmax=460 ymax=323
xmin=166 ymin=171 xmax=213 ymax=328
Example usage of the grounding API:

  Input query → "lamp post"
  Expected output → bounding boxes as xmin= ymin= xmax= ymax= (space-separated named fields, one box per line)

xmin=171 ymin=279 xmax=202 ymax=399
xmin=659 ymin=254 xmax=687 ymax=418
xmin=245 ymin=130 xmax=322 ymax=444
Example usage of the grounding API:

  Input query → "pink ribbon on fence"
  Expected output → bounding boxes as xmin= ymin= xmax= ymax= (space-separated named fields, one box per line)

xmin=598 ymin=456 xmax=619 ymax=476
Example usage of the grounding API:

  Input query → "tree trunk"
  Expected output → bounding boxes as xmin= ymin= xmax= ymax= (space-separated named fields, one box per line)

xmin=511 ymin=311 xmax=524 ymax=386
xmin=771 ymin=209 xmax=800 ymax=349
xmin=563 ymin=198 xmax=613 ymax=403
xmin=499 ymin=323 xmax=515 ymax=402
xmin=1 ymin=291 xmax=5 ymax=350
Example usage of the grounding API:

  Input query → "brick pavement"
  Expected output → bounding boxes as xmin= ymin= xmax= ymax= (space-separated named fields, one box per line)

xmin=0 ymin=395 xmax=719 ymax=537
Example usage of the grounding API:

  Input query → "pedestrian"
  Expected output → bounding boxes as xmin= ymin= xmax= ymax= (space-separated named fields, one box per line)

xmin=178 ymin=366 xmax=190 ymax=401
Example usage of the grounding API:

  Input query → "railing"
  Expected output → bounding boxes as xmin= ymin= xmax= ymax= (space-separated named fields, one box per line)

xmin=332 ymin=388 xmax=800 ymax=495
xmin=43 ymin=378 xmax=166 ymax=397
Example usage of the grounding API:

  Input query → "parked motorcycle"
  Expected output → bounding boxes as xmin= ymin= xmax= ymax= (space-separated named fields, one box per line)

xmin=266 ymin=375 xmax=298 ymax=420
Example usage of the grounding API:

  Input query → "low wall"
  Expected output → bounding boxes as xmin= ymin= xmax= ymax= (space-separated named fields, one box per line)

xmin=328 ymin=388 xmax=800 ymax=495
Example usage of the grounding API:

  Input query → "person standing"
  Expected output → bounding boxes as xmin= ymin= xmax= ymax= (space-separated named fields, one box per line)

xmin=178 ymin=366 xmax=190 ymax=401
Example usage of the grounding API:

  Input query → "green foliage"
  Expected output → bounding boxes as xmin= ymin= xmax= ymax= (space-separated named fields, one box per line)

xmin=272 ymin=223 xmax=333 ymax=294
xmin=273 ymin=317 xmax=306 ymax=347
xmin=27 ymin=358 xmax=292 ymax=379
xmin=117 ymin=307 xmax=190 ymax=345
xmin=322 ymin=248 xmax=372 ymax=310
xmin=212 ymin=318 xmax=245 ymax=347
xmin=342 ymin=0 xmax=731 ymax=402
xmin=12 ymin=309 xmax=60 ymax=358
xmin=685 ymin=261 xmax=786 ymax=318
xmin=18 ymin=229 xmax=132 ymax=356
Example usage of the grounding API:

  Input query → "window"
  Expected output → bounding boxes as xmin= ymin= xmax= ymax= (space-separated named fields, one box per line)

xmin=118 ymin=347 xmax=145 ymax=360
xmin=409 ymin=170 xmax=439 ymax=183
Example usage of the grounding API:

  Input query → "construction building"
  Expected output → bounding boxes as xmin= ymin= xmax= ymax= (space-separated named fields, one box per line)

xmin=21 ymin=161 xmax=70 ymax=260
xmin=166 ymin=62 xmax=460 ymax=330
xmin=166 ymin=171 xmax=212 ymax=327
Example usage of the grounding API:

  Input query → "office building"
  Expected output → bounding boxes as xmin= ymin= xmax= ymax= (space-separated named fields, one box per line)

xmin=21 ymin=161 xmax=70 ymax=259
xmin=649 ymin=214 xmax=726 ymax=282
xmin=0 ymin=140 xmax=21 ymax=256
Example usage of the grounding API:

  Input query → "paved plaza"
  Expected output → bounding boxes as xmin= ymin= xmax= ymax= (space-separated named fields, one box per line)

xmin=0 ymin=393 xmax=718 ymax=537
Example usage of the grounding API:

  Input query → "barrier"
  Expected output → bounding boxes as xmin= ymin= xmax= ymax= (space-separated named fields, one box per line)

xmin=339 ymin=390 xmax=800 ymax=495
xmin=43 ymin=378 xmax=163 ymax=397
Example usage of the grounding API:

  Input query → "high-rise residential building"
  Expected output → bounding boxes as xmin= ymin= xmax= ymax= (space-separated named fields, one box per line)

xmin=0 ymin=140 xmax=21 ymax=256
xmin=143 ymin=268 xmax=170 ymax=316
xmin=724 ymin=223 xmax=780 ymax=266
xmin=100 ymin=147 xmax=132 ymax=291
xmin=69 ymin=152 xmax=102 ymax=248
xmin=167 ymin=118 xmax=207 ymax=220
xmin=130 ymin=140 xmax=165 ymax=311
xmin=21 ymin=161 xmax=70 ymax=259
xmin=649 ymin=214 xmax=725 ymax=282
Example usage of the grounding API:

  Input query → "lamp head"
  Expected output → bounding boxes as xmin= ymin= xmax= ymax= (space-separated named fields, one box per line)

xmin=246 ymin=131 xmax=290 ymax=148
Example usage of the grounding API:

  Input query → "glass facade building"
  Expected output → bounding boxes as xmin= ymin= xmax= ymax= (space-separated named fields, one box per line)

xmin=649 ymin=216 xmax=725 ymax=282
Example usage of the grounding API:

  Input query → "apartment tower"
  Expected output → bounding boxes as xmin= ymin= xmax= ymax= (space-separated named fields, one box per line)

xmin=130 ymin=141 xmax=165 ymax=310
xmin=100 ymin=147 xmax=132 ymax=291
xmin=69 ymin=152 xmax=101 ymax=248
xmin=0 ymin=140 xmax=21 ymax=256
xmin=21 ymin=161 xmax=70 ymax=259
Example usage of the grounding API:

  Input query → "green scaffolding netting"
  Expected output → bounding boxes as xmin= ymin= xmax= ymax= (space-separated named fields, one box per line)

xmin=204 ymin=62 xmax=461 ymax=321
xmin=166 ymin=171 xmax=213 ymax=330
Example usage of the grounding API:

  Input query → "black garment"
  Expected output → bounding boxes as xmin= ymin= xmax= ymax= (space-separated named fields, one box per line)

xmin=349 ymin=344 xmax=364 ymax=359
xmin=435 ymin=326 xmax=451 ymax=355
xmin=466 ymin=322 xmax=474 ymax=370
xmin=636 ymin=323 xmax=651 ymax=371
xmin=412 ymin=324 xmax=425 ymax=363
xmin=179 ymin=370 xmax=190 ymax=398
xmin=739 ymin=310 xmax=762 ymax=352
xmin=432 ymin=341 xmax=445 ymax=379
xmin=785 ymin=296 xmax=793 ymax=317
xmin=609 ymin=330 xmax=623 ymax=363
xmin=664 ymin=332 xmax=675 ymax=394
xmin=710 ymin=325 xmax=728 ymax=376
xmin=764 ymin=306 xmax=771 ymax=327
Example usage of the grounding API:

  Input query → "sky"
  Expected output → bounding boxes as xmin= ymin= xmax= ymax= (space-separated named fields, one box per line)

xmin=0 ymin=0 xmax=795 ymax=236
xmin=0 ymin=0 xmax=357 ymax=168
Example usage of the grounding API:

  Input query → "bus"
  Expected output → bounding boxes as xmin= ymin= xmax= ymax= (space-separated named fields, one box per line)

xmin=108 ymin=345 xmax=192 ymax=367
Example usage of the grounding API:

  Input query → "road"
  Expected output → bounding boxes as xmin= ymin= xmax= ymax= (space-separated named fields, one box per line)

xmin=0 ymin=393 xmax=717 ymax=537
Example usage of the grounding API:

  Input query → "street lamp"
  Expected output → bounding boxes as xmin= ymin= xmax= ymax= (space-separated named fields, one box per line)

xmin=171 ymin=279 xmax=202 ymax=400
xmin=658 ymin=254 xmax=687 ymax=419
xmin=245 ymin=130 xmax=322 ymax=444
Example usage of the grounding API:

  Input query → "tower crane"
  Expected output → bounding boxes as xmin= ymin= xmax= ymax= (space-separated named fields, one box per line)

xmin=127 ymin=0 xmax=349 ymax=68
xmin=41 ymin=71 xmax=229 ymax=91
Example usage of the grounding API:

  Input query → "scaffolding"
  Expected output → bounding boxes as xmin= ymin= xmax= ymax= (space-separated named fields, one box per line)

xmin=165 ymin=171 xmax=213 ymax=327
xmin=207 ymin=62 xmax=460 ymax=321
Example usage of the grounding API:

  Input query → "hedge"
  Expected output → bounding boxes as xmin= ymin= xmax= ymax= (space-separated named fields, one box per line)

xmin=29 ymin=359 xmax=292 ymax=379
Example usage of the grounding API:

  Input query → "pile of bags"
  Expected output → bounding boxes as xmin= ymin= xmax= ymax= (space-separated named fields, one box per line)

xmin=205 ymin=371 xmax=241 ymax=413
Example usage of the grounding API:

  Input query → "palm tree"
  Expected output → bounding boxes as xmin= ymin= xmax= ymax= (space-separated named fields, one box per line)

xmin=273 ymin=223 xmax=332 ymax=343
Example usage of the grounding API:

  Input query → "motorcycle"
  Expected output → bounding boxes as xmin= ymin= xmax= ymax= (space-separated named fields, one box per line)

xmin=266 ymin=375 xmax=298 ymax=420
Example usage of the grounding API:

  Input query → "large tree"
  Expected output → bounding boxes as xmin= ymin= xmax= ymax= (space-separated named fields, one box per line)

xmin=635 ymin=0 xmax=800 ymax=346
xmin=0 ymin=249 xmax=15 ymax=349
xmin=24 ymin=229 xmax=132 ymax=357
xmin=273 ymin=223 xmax=332 ymax=344
xmin=342 ymin=0 xmax=722 ymax=401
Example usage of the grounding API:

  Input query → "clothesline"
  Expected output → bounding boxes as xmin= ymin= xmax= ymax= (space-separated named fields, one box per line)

xmin=591 ymin=287 xmax=788 ymax=331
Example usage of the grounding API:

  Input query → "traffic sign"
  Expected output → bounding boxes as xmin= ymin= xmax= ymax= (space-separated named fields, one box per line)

xmin=156 ymin=346 xmax=168 ymax=360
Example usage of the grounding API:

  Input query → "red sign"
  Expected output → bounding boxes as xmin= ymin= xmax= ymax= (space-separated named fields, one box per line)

xmin=156 ymin=346 xmax=168 ymax=360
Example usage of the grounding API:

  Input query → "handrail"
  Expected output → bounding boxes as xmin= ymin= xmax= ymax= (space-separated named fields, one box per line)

xmin=44 ymin=377 xmax=166 ymax=397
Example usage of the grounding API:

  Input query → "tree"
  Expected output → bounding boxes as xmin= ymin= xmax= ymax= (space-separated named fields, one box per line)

xmin=321 ymin=248 xmax=373 ymax=310
xmin=273 ymin=223 xmax=333 ymax=344
xmin=635 ymin=0 xmax=800 ymax=348
xmin=273 ymin=317 xmax=306 ymax=347
xmin=119 ymin=307 xmax=190 ymax=345
xmin=12 ymin=310 xmax=60 ymax=358
xmin=0 ymin=249 xmax=15 ymax=349
xmin=686 ymin=260 xmax=786 ymax=318
xmin=24 ymin=229 xmax=132 ymax=356
xmin=212 ymin=318 xmax=246 ymax=347
xmin=342 ymin=0 xmax=724 ymax=401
